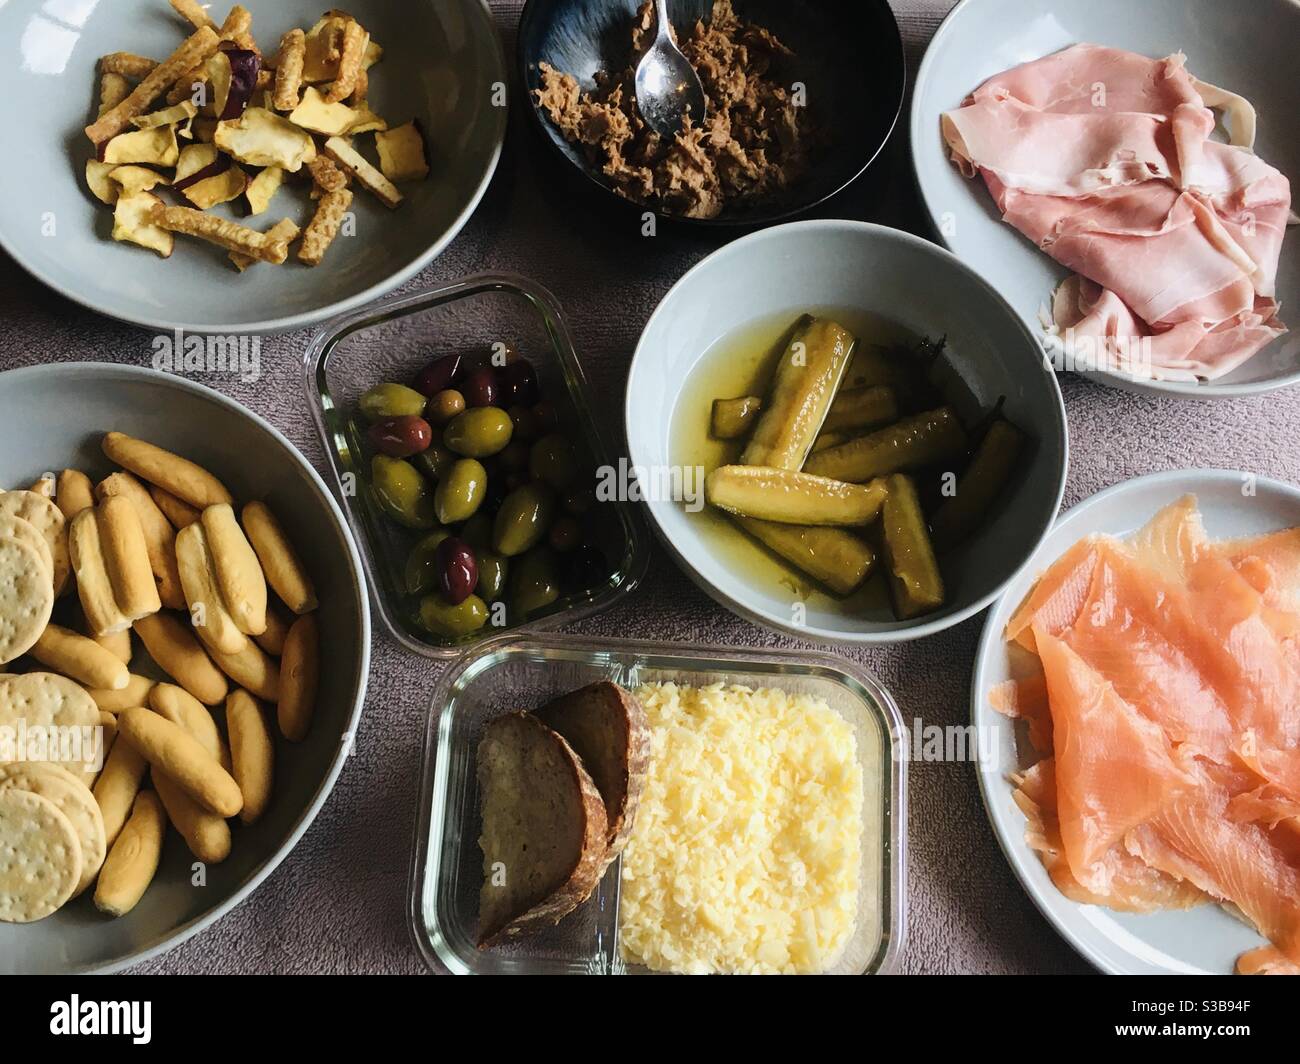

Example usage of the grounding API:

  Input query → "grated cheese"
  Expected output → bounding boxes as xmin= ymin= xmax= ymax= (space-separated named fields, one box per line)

xmin=619 ymin=682 xmax=864 ymax=974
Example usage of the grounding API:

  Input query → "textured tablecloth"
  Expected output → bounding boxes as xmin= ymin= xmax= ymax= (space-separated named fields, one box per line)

xmin=2 ymin=0 xmax=1298 ymax=976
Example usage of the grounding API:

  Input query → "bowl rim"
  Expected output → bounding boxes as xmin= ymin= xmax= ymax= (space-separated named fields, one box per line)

xmin=0 ymin=0 xmax=507 ymax=336
xmin=908 ymin=0 xmax=1300 ymax=399
xmin=515 ymin=0 xmax=906 ymax=228
xmin=969 ymin=467 xmax=1300 ymax=974
xmin=0 ymin=360 xmax=372 ymax=973
xmin=625 ymin=217 xmax=1070 ymax=644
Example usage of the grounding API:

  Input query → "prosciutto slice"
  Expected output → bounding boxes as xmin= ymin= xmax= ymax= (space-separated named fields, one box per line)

xmin=943 ymin=44 xmax=1292 ymax=382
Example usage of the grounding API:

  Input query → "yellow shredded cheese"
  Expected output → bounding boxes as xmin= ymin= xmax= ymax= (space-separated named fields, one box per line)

xmin=620 ymin=682 xmax=864 ymax=974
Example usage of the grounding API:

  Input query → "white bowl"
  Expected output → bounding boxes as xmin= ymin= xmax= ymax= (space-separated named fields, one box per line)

xmin=0 ymin=0 xmax=505 ymax=334
xmin=910 ymin=0 xmax=1300 ymax=399
xmin=972 ymin=469 xmax=1300 ymax=973
xmin=0 ymin=363 xmax=370 ymax=973
xmin=626 ymin=220 xmax=1069 ymax=644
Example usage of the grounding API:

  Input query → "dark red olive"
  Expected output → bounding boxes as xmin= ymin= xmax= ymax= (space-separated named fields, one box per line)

xmin=499 ymin=360 xmax=538 ymax=406
xmin=367 ymin=415 xmax=432 ymax=457
xmin=461 ymin=366 xmax=499 ymax=408
xmin=436 ymin=536 xmax=478 ymax=605
xmin=414 ymin=354 xmax=462 ymax=397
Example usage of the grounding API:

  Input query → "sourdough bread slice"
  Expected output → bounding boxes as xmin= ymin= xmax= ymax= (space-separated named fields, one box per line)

xmin=536 ymin=681 xmax=650 ymax=868
xmin=476 ymin=712 xmax=608 ymax=947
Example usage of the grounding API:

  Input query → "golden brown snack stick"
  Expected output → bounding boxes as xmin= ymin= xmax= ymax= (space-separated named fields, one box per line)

xmin=87 ymin=673 xmax=155 ymax=715
xmin=97 ymin=496 xmax=161 ymax=622
xmin=323 ymin=135 xmax=402 ymax=208
xmin=307 ymin=154 xmax=349 ymax=194
xmin=85 ymin=26 xmax=220 ymax=145
xmin=322 ymin=18 xmax=366 ymax=103
xmin=278 ymin=614 xmax=318 ymax=742
xmin=30 ymin=624 xmax=130 ymax=691
xmin=169 ymin=0 xmax=218 ymax=31
xmin=134 ymin=612 xmax=228 ymax=706
xmin=298 ymin=188 xmax=352 ymax=267
xmin=98 ymin=72 xmax=132 ymax=117
xmin=56 ymin=469 xmax=95 ymax=521
xmin=200 ymin=503 xmax=267 ymax=635
xmin=102 ymin=432 xmax=232 ymax=509
xmin=149 ymin=682 xmax=229 ymax=770
xmin=117 ymin=708 xmax=242 ymax=818
xmin=227 ymin=689 xmax=273 ymax=824
xmin=151 ymin=205 xmax=296 ymax=265
xmin=175 ymin=522 xmax=247 ymax=655
xmin=94 ymin=790 xmax=164 ymax=917
xmin=205 ymin=636 xmax=279 ymax=702
xmin=70 ymin=508 xmax=131 ymax=636
xmin=241 ymin=501 xmax=317 ymax=613
xmin=101 ymin=52 xmax=159 ymax=78
xmin=92 ymin=738 xmax=148 ymax=848
xmin=97 ymin=472 xmax=184 ymax=610
xmin=154 ymin=771 xmax=231 ymax=863
xmin=149 ymin=484 xmax=201 ymax=529
xmin=273 ymin=28 xmax=306 ymax=111
xmin=219 ymin=4 xmax=252 ymax=39
xmin=254 ymin=604 xmax=290 ymax=656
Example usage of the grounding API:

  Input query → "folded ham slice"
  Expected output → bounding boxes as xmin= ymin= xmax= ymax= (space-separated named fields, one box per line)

xmin=943 ymin=44 xmax=1292 ymax=382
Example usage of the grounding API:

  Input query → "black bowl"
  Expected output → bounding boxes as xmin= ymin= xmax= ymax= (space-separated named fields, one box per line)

xmin=517 ymin=0 xmax=906 ymax=228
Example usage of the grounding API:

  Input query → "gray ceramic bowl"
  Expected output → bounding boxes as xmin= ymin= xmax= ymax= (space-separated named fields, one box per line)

xmin=0 ymin=363 xmax=369 ymax=973
xmin=626 ymin=220 xmax=1069 ymax=643
xmin=0 ymin=0 xmax=505 ymax=333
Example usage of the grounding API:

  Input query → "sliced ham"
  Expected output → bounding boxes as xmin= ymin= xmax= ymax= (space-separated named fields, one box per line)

xmin=943 ymin=44 xmax=1292 ymax=382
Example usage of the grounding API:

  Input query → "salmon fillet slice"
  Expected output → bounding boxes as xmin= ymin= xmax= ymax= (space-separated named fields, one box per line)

xmin=1005 ymin=536 xmax=1101 ymax=653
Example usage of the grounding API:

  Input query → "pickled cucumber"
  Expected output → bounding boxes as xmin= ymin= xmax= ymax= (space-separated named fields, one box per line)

xmin=930 ymin=419 xmax=1025 ymax=553
xmin=821 ymin=385 xmax=898 ymax=434
xmin=710 ymin=396 xmax=763 ymax=439
xmin=812 ymin=431 xmax=848 ymax=454
xmin=740 ymin=316 xmax=856 ymax=470
xmin=706 ymin=465 xmax=887 ymax=526
xmin=735 ymin=517 xmax=875 ymax=596
xmin=804 ymin=406 xmax=968 ymax=483
xmin=880 ymin=474 xmax=944 ymax=619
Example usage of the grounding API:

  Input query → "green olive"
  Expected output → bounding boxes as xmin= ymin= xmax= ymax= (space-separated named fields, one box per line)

xmin=476 ymin=551 xmax=509 ymax=602
xmin=360 ymin=382 xmax=427 ymax=422
xmin=371 ymin=455 xmax=436 ymax=529
xmin=413 ymin=441 xmax=455 ymax=482
xmin=493 ymin=482 xmax=556 ymax=557
xmin=418 ymin=593 xmax=489 ymax=638
xmin=405 ymin=529 xmax=452 ymax=594
xmin=444 ymin=407 xmax=514 ymax=458
xmin=529 ymin=432 xmax=579 ymax=489
xmin=510 ymin=547 xmax=560 ymax=618
xmin=434 ymin=458 xmax=487 ymax=524
xmin=460 ymin=513 xmax=494 ymax=552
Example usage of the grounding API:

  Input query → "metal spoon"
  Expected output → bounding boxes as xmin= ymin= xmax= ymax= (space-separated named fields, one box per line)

xmin=634 ymin=0 xmax=706 ymax=138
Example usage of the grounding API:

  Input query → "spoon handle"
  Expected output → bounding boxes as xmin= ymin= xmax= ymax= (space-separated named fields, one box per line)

xmin=655 ymin=0 xmax=673 ymax=43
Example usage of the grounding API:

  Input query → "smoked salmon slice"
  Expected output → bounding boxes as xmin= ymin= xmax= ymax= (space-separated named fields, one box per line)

xmin=1005 ymin=536 xmax=1101 ymax=653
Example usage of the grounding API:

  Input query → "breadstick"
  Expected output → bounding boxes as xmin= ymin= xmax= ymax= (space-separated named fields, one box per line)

xmin=241 ymin=501 xmax=317 ymax=613
xmin=149 ymin=682 xmax=229 ymax=770
xmin=201 ymin=503 xmax=267 ymax=635
xmin=56 ymin=469 xmax=95 ymax=520
xmin=154 ymin=772 xmax=231 ymax=864
xmin=133 ymin=612 xmax=228 ymax=706
xmin=30 ymin=623 xmax=129 ymax=691
xmin=226 ymin=689 xmax=273 ymax=824
xmin=100 ymin=52 xmax=159 ymax=78
xmin=92 ymin=738 xmax=148 ymax=848
xmin=254 ymin=604 xmax=290 ymax=656
xmin=102 ymin=431 xmax=232 ymax=509
xmin=278 ymin=613 xmax=318 ymax=742
xmin=150 ymin=484 xmax=201 ymax=529
xmin=97 ymin=496 xmax=161 ymax=622
xmin=117 ymin=707 xmax=242 ymax=818
xmin=298 ymin=188 xmax=352 ymax=267
xmin=94 ymin=790 xmax=164 ymax=917
xmin=97 ymin=472 xmax=184 ymax=610
xmin=70 ymin=508 xmax=131 ymax=636
xmin=273 ymin=28 xmax=305 ymax=111
xmin=205 ymin=635 xmax=279 ymax=701
xmin=175 ymin=522 xmax=247 ymax=655
xmin=87 ymin=673 xmax=155 ymax=715
xmin=93 ymin=711 xmax=118 ymax=785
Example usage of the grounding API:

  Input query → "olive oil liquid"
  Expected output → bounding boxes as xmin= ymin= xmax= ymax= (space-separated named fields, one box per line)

xmin=670 ymin=308 xmax=917 ymax=619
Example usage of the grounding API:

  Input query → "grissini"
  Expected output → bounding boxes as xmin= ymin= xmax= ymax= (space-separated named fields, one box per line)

xmin=94 ymin=790 xmax=165 ymax=917
xmin=92 ymin=738 xmax=148 ymax=848
xmin=97 ymin=496 xmax=162 ymax=622
xmin=148 ymin=682 xmax=229 ymax=770
xmin=133 ymin=612 xmax=228 ymax=706
xmin=102 ymin=431 xmax=232 ymax=509
xmin=56 ymin=469 xmax=95 ymax=520
xmin=241 ymin=501 xmax=317 ymax=613
xmin=205 ymin=637 xmax=279 ymax=702
xmin=97 ymin=471 xmax=185 ymax=610
xmin=277 ymin=614 xmax=318 ymax=742
xmin=117 ymin=707 xmax=242 ymax=818
xmin=227 ymin=689 xmax=273 ymax=825
xmin=70 ymin=508 xmax=131 ymax=636
xmin=30 ymin=623 xmax=130 ymax=691
xmin=200 ymin=503 xmax=267 ymax=635
xmin=175 ymin=522 xmax=247 ymax=655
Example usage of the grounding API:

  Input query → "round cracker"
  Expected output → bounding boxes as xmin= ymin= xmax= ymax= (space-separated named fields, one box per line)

xmin=0 ymin=491 xmax=69 ymax=596
xmin=0 ymin=762 xmax=105 ymax=897
xmin=0 ymin=537 xmax=55 ymax=665
xmin=0 ymin=513 xmax=53 ymax=583
xmin=0 ymin=788 xmax=82 ymax=922
xmin=0 ymin=671 xmax=101 ymax=734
